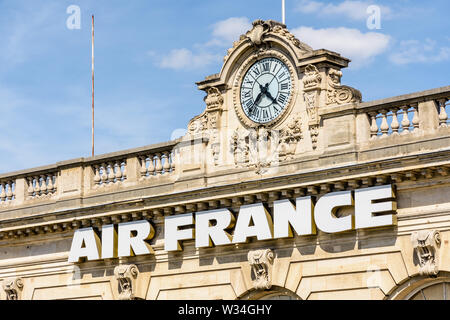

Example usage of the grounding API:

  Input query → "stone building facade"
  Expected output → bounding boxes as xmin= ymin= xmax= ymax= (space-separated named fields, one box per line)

xmin=0 ymin=20 xmax=449 ymax=300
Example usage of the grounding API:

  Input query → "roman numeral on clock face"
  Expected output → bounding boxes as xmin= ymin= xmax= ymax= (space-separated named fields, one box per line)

xmin=278 ymin=93 xmax=287 ymax=104
xmin=280 ymin=83 xmax=289 ymax=91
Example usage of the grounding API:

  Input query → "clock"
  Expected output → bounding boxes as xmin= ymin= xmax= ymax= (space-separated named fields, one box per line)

xmin=239 ymin=57 xmax=292 ymax=125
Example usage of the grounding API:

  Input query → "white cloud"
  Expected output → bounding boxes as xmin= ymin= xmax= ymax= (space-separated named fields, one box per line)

xmin=389 ymin=39 xmax=450 ymax=65
xmin=158 ymin=48 xmax=221 ymax=71
xmin=295 ymin=0 xmax=392 ymax=21
xmin=291 ymin=26 xmax=390 ymax=67
xmin=156 ymin=17 xmax=251 ymax=71
xmin=211 ymin=17 xmax=252 ymax=45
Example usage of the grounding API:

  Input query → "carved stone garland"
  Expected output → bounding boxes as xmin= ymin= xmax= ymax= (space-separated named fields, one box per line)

xmin=411 ymin=230 xmax=441 ymax=277
xmin=248 ymin=249 xmax=275 ymax=290
xmin=326 ymin=68 xmax=362 ymax=105
xmin=2 ymin=277 xmax=24 ymax=300
xmin=303 ymin=64 xmax=322 ymax=149
xmin=114 ymin=264 xmax=140 ymax=300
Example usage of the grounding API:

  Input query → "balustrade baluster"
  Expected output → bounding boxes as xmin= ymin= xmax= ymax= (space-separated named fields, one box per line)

xmin=27 ymin=177 xmax=34 ymax=197
xmin=6 ymin=181 xmax=13 ymax=200
xmin=400 ymin=106 xmax=410 ymax=135
xmin=107 ymin=162 xmax=115 ymax=183
xmin=147 ymin=155 xmax=155 ymax=176
xmin=115 ymin=161 xmax=123 ymax=181
xmin=369 ymin=112 xmax=378 ymax=139
xmin=40 ymin=175 xmax=48 ymax=195
xmin=47 ymin=174 xmax=54 ymax=194
xmin=438 ymin=99 xmax=448 ymax=127
xmin=122 ymin=160 xmax=127 ymax=180
xmin=411 ymin=103 xmax=419 ymax=132
xmin=101 ymin=164 xmax=108 ymax=184
xmin=0 ymin=182 xmax=6 ymax=202
xmin=380 ymin=110 xmax=389 ymax=137
xmin=163 ymin=152 xmax=171 ymax=174
xmin=155 ymin=154 xmax=163 ymax=175
xmin=93 ymin=165 xmax=101 ymax=185
xmin=34 ymin=176 xmax=41 ymax=196
xmin=391 ymin=108 xmax=399 ymax=135
xmin=170 ymin=151 xmax=175 ymax=172
xmin=139 ymin=156 xmax=148 ymax=178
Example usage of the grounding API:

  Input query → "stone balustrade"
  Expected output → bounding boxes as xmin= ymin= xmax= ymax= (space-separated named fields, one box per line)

xmin=26 ymin=173 xmax=57 ymax=198
xmin=368 ymin=104 xmax=420 ymax=139
xmin=139 ymin=151 xmax=175 ymax=179
xmin=93 ymin=160 xmax=127 ymax=186
xmin=356 ymin=86 xmax=450 ymax=143
xmin=0 ymin=180 xmax=15 ymax=204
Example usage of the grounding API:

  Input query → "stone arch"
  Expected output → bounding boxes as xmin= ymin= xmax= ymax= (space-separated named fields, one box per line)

xmin=236 ymin=285 xmax=301 ymax=300
xmin=387 ymin=272 xmax=450 ymax=300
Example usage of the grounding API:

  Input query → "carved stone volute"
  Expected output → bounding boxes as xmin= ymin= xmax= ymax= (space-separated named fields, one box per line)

xmin=326 ymin=68 xmax=362 ymax=105
xmin=2 ymin=277 xmax=24 ymax=300
xmin=248 ymin=249 xmax=275 ymax=290
xmin=114 ymin=264 xmax=140 ymax=300
xmin=411 ymin=230 xmax=441 ymax=277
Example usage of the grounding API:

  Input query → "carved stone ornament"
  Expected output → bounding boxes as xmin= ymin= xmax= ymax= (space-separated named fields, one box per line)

xmin=230 ymin=127 xmax=280 ymax=174
xmin=302 ymin=65 xmax=321 ymax=150
xmin=114 ymin=264 xmax=140 ymax=300
xmin=411 ymin=230 xmax=441 ymax=277
xmin=2 ymin=277 xmax=24 ymax=300
xmin=223 ymin=19 xmax=312 ymax=63
xmin=278 ymin=113 xmax=303 ymax=160
xmin=326 ymin=68 xmax=362 ymax=105
xmin=187 ymin=87 xmax=224 ymax=165
xmin=248 ymin=249 xmax=275 ymax=290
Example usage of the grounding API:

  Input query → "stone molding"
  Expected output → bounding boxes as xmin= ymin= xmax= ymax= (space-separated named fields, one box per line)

xmin=411 ymin=230 xmax=441 ymax=277
xmin=114 ymin=264 xmax=140 ymax=300
xmin=248 ymin=249 xmax=275 ymax=290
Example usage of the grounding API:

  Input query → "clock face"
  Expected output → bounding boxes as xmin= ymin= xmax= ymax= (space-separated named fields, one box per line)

xmin=240 ymin=57 xmax=292 ymax=124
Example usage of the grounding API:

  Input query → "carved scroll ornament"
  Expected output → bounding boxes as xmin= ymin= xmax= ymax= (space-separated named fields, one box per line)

xmin=114 ymin=264 xmax=140 ymax=300
xmin=411 ymin=230 xmax=441 ymax=277
xmin=326 ymin=69 xmax=361 ymax=105
xmin=2 ymin=277 xmax=23 ymax=300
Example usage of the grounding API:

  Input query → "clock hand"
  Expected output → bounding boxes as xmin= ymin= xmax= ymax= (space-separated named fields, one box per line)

xmin=254 ymin=92 xmax=263 ymax=106
xmin=265 ymin=90 xmax=278 ymax=104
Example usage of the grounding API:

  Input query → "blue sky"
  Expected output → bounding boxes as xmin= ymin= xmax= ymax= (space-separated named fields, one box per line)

xmin=0 ymin=0 xmax=449 ymax=173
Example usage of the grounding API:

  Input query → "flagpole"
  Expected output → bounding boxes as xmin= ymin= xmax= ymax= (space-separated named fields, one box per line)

xmin=282 ymin=0 xmax=286 ymax=25
xmin=91 ymin=14 xmax=95 ymax=157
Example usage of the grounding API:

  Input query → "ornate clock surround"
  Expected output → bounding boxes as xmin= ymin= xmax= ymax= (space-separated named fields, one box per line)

xmin=232 ymin=48 xmax=298 ymax=129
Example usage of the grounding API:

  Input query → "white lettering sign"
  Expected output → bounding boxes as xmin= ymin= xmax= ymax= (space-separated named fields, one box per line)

xmin=68 ymin=185 xmax=397 ymax=262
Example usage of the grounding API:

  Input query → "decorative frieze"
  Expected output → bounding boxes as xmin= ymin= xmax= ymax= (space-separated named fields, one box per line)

xmin=411 ymin=230 xmax=441 ymax=277
xmin=114 ymin=264 xmax=140 ymax=300
xmin=2 ymin=277 xmax=23 ymax=300
xmin=248 ymin=249 xmax=275 ymax=290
